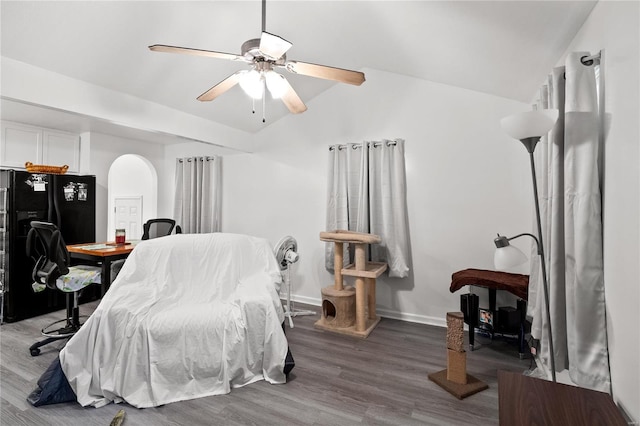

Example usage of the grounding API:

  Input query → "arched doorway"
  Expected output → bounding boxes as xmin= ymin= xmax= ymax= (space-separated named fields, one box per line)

xmin=107 ymin=154 xmax=157 ymax=240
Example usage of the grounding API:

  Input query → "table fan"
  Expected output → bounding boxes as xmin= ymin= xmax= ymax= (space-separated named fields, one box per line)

xmin=274 ymin=236 xmax=315 ymax=327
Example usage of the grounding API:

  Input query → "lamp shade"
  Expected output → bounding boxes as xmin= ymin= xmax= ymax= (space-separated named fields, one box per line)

xmin=500 ymin=109 xmax=559 ymax=140
xmin=265 ymin=71 xmax=288 ymax=99
xmin=494 ymin=245 xmax=528 ymax=271
xmin=239 ymin=70 xmax=264 ymax=100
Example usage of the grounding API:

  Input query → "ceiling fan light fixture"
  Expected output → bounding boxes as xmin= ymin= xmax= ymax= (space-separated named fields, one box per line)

xmin=239 ymin=69 xmax=264 ymax=100
xmin=149 ymin=0 xmax=364 ymax=118
xmin=265 ymin=71 xmax=288 ymax=99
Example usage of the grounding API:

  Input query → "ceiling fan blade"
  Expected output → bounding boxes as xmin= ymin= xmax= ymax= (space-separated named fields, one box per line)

xmin=259 ymin=32 xmax=292 ymax=60
xmin=149 ymin=44 xmax=243 ymax=61
xmin=284 ymin=61 xmax=365 ymax=86
xmin=197 ymin=72 xmax=243 ymax=102
xmin=280 ymin=78 xmax=307 ymax=114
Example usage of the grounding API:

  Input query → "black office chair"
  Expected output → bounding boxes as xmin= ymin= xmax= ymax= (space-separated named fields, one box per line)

xmin=141 ymin=218 xmax=180 ymax=240
xmin=110 ymin=219 xmax=182 ymax=282
xmin=26 ymin=221 xmax=101 ymax=356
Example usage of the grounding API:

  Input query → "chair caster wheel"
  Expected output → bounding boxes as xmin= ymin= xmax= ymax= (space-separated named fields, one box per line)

xmin=30 ymin=348 xmax=41 ymax=357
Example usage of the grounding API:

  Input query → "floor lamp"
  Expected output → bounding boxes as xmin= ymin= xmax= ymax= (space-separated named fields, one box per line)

xmin=494 ymin=109 xmax=559 ymax=382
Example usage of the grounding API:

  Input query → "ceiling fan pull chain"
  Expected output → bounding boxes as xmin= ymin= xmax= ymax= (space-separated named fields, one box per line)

xmin=252 ymin=97 xmax=256 ymax=114
xmin=262 ymin=78 xmax=266 ymax=123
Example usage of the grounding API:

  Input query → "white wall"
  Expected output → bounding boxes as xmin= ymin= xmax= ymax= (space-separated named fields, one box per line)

xmin=108 ymin=154 xmax=157 ymax=240
xmin=558 ymin=1 xmax=640 ymax=420
xmin=87 ymin=132 xmax=166 ymax=241
xmin=220 ymin=68 xmax=532 ymax=325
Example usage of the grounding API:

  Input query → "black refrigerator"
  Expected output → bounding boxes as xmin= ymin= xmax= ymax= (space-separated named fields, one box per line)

xmin=0 ymin=169 xmax=97 ymax=322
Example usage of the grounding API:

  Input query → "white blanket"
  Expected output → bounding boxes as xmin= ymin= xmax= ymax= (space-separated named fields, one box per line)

xmin=59 ymin=233 xmax=288 ymax=408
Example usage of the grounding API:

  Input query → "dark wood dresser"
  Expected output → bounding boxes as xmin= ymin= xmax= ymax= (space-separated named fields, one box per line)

xmin=498 ymin=370 xmax=627 ymax=425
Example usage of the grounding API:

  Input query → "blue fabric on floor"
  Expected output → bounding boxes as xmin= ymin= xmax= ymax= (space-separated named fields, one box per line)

xmin=27 ymin=357 xmax=76 ymax=406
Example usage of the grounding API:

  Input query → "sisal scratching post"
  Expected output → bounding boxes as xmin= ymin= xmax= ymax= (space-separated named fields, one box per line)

xmin=428 ymin=311 xmax=488 ymax=399
xmin=447 ymin=349 xmax=467 ymax=384
xmin=446 ymin=312 xmax=467 ymax=384
xmin=446 ymin=311 xmax=465 ymax=352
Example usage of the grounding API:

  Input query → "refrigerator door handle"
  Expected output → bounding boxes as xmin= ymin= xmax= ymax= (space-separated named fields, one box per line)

xmin=52 ymin=175 xmax=62 ymax=228
xmin=47 ymin=177 xmax=55 ymax=225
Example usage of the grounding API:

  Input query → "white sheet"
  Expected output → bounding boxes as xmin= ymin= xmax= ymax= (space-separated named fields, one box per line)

xmin=59 ymin=233 xmax=288 ymax=408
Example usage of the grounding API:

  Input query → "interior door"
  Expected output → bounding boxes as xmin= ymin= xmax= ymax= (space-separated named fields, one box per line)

xmin=114 ymin=196 xmax=142 ymax=240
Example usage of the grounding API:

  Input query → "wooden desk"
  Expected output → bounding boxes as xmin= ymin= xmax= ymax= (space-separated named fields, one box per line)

xmin=498 ymin=370 xmax=626 ymax=425
xmin=67 ymin=242 xmax=137 ymax=295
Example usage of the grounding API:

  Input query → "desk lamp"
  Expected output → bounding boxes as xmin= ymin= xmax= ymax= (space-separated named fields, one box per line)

xmin=495 ymin=109 xmax=559 ymax=382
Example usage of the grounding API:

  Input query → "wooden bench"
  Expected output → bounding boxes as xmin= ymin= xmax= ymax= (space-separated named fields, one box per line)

xmin=450 ymin=268 xmax=529 ymax=356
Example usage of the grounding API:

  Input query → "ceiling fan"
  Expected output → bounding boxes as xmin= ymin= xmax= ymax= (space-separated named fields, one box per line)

xmin=149 ymin=0 xmax=365 ymax=120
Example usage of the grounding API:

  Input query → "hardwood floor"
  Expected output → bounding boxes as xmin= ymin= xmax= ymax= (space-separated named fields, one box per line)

xmin=1 ymin=301 xmax=530 ymax=425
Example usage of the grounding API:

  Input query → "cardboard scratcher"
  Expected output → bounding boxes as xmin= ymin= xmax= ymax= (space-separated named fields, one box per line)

xmin=429 ymin=311 xmax=488 ymax=399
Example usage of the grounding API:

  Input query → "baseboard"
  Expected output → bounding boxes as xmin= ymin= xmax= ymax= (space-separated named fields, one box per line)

xmin=290 ymin=294 xmax=322 ymax=307
xmin=376 ymin=308 xmax=447 ymax=328
xmin=289 ymin=294 xmax=447 ymax=328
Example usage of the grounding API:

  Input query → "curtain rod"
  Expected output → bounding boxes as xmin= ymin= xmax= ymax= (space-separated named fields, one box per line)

xmin=178 ymin=156 xmax=215 ymax=163
xmin=581 ymin=51 xmax=601 ymax=65
xmin=329 ymin=140 xmax=398 ymax=151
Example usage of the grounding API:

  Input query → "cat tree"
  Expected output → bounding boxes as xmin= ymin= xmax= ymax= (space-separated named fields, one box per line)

xmin=315 ymin=230 xmax=387 ymax=338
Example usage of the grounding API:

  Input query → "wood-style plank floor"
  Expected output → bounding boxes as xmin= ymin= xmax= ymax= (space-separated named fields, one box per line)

xmin=1 ymin=301 xmax=530 ymax=425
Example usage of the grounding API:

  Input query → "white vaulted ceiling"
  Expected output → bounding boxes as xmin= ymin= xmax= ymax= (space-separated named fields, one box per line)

xmin=1 ymin=1 xmax=597 ymax=138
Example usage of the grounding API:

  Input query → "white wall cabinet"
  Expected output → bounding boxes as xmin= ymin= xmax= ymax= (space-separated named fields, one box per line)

xmin=0 ymin=122 xmax=41 ymax=169
xmin=1 ymin=121 xmax=80 ymax=173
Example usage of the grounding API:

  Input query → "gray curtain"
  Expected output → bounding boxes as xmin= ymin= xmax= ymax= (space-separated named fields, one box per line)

xmin=173 ymin=156 xmax=221 ymax=234
xmin=529 ymin=52 xmax=610 ymax=392
xmin=325 ymin=139 xmax=410 ymax=278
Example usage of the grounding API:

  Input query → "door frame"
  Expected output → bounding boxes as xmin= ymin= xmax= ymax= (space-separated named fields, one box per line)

xmin=106 ymin=154 xmax=158 ymax=242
